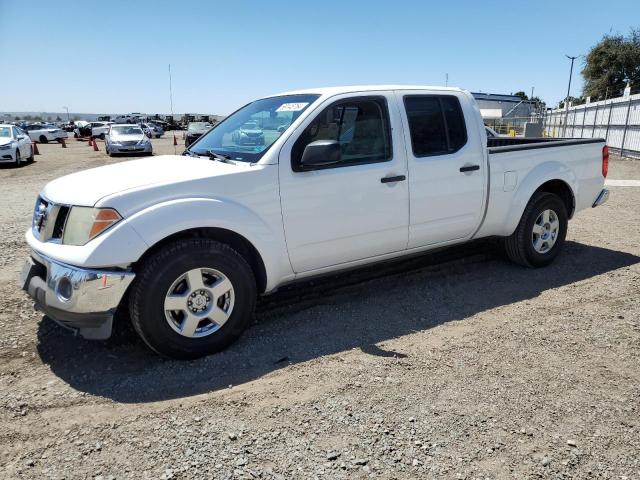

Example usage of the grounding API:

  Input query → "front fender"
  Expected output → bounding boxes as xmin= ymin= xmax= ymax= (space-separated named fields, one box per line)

xmin=125 ymin=197 xmax=291 ymax=291
xmin=503 ymin=161 xmax=576 ymax=236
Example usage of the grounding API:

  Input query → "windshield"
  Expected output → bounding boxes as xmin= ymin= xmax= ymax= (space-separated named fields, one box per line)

xmin=187 ymin=94 xmax=320 ymax=162
xmin=0 ymin=127 xmax=10 ymax=138
xmin=112 ymin=126 xmax=143 ymax=135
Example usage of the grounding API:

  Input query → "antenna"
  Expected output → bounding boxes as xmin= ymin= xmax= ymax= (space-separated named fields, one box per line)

xmin=445 ymin=73 xmax=448 ymax=87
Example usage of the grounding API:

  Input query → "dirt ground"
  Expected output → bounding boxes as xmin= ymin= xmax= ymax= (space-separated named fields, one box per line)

xmin=0 ymin=136 xmax=639 ymax=479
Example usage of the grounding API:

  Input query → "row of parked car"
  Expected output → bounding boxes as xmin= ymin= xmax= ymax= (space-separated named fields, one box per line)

xmin=71 ymin=120 xmax=165 ymax=140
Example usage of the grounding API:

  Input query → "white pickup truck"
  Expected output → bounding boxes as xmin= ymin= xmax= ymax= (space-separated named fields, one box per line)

xmin=21 ymin=85 xmax=610 ymax=359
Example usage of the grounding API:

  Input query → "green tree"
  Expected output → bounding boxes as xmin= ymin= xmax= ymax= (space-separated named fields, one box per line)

xmin=582 ymin=29 xmax=640 ymax=99
xmin=513 ymin=91 xmax=528 ymax=100
xmin=558 ymin=96 xmax=585 ymax=109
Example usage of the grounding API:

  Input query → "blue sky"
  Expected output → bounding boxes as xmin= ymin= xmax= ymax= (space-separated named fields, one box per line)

xmin=1 ymin=0 xmax=638 ymax=115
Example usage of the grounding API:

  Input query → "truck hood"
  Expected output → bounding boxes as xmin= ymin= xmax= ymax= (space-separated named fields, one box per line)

xmin=42 ymin=155 xmax=241 ymax=207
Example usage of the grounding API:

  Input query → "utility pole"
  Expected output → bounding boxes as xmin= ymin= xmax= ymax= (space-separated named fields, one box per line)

xmin=168 ymin=64 xmax=174 ymax=120
xmin=530 ymin=86 xmax=535 ymax=116
xmin=445 ymin=73 xmax=448 ymax=87
xmin=564 ymin=55 xmax=578 ymax=136
xmin=62 ymin=106 xmax=69 ymax=122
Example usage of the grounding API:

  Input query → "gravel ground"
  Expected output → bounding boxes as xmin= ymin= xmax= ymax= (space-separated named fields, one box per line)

xmin=0 ymin=137 xmax=639 ymax=479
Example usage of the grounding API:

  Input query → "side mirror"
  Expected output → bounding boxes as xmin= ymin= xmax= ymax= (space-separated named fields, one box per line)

xmin=300 ymin=140 xmax=341 ymax=168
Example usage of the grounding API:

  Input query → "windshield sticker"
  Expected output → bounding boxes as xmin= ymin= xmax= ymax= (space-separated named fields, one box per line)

xmin=276 ymin=102 xmax=309 ymax=112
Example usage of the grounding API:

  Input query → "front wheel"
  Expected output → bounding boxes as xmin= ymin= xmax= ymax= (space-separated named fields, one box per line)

xmin=129 ymin=238 xmax=257 ymax=359
xmin=14 ymin=149 xmax=21 ymax=167
xmin=504 ymin=192 xmax=568 ymax=267
xmin=39 ymin=135 xmax=48 ymax=144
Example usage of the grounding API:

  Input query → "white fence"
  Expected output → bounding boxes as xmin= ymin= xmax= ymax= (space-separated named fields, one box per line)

xmin=543 ymin=93 xmax=640 ymax=158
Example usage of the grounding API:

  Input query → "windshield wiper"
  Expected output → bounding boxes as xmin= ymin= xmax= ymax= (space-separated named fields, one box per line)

xmin=205 ymin=150 xmax=236 ymax=164
xmin=183 ymin=149 xmax=236 ymax=164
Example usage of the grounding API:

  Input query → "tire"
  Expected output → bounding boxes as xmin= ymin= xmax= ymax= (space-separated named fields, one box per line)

xmin=99 ymin=133 xmax=105 ymax=140
xmin=129 ymin=238 xmax=257 ymax=359
xmin=27 ymin=145 xmax=34 ymax=162
xmin=39 ymin=135 xmax=48 ymax=144
xmin=504 ymin=192 xmax=568 ymax=268
xmin=14 ymin=149 xmax=21 ymax=167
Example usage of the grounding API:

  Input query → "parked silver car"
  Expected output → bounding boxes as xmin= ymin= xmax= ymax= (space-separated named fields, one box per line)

xmin=104 ymin=124 xmax=152 ymax=157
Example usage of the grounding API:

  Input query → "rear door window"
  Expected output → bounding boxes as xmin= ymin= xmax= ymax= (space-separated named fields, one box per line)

xmin=404 ymin=95 xmax=467 ymax=156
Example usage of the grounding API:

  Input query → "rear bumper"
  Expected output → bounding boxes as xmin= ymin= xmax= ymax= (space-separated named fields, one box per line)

xmin=592 ymin=188 xmax=609 ymax=207
xmin=20 ymin=251 xmax=135 ymax=339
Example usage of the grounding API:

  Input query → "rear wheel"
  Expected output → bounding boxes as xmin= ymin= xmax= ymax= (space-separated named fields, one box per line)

xmin=39 ymin=135 xmax=48 ymax=143
xmin=504 ymin=192 xmax=568 ymax=267
xmin=129 ymin=238 xmax=257 ymax=359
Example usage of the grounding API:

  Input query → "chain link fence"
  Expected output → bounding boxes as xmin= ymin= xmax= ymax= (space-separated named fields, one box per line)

xmin=543 ymin=93 xmax=640 ymax=158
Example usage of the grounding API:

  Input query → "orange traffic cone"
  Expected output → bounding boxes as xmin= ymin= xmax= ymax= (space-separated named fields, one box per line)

xmin=173 ymin=134 xmax=177 ymax=146
xmin=32 ymin=142 xmax=40 ymax=155
xmin=61 ymin=138 xmax=67 ymax=148
xmin=92 ymin=139 xmax=99 ymax=151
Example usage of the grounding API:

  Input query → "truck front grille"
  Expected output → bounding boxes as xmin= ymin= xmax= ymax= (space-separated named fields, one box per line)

xmin=32 ymin=197 xmax=69 ymax=242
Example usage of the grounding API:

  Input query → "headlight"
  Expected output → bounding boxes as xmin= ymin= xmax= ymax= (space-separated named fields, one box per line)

xmin=62 ymin=207 xmax=122 ymax=246
xmin=0 ymin=143 xmax=12 ymax=150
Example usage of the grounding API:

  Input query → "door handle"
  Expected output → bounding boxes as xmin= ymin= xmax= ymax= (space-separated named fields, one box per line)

xmin=381 ymin=175 xmax=406 ymax=183
xmin=459 ymin=165 xmax=480 ymax=173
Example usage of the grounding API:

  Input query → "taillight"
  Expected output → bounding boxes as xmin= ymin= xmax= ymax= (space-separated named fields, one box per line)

xmin=602 ymin=145 xmax=609 ymax=178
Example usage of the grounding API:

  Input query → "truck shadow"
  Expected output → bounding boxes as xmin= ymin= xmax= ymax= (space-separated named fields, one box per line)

xmin=36 ymin=240 xmax=639 ymax=403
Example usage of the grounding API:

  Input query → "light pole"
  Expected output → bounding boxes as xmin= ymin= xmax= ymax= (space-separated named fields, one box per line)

xmin=63 ymin=106 xmax=70 ymax=122
xmin=563 ymin=55 xmax=578 ymax=136
xmin=565 ymin=55 xmax=578 ymax=103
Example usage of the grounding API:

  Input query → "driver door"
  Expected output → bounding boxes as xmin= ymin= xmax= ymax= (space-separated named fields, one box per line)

xmin=278 ymin=92 xmax=409 ymax=273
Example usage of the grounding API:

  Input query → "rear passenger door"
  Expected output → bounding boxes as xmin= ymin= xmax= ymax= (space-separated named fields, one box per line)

xmin=396 ymin=92 xmax=485 ymax=248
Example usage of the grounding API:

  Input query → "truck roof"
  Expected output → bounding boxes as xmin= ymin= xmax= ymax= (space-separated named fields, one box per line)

xmin=274 ymin=85 xmax=465 ymax=97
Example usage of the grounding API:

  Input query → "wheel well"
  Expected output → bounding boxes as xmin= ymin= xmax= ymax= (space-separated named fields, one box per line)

xmin=534 ymin=180 xmax=575 ymax=218
xmin=134 ymin=227 xmax=268 ymax=293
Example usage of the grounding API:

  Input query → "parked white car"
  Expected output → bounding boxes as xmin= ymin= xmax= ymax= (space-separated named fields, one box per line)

xmin=104 ymin=124 xmax=153 ymax=156
xmin=90 ymin=121 xmax=114 ymax=139
xmin=22 ymin=124 xmax=68 ymax=143
xmin=0 ymin=124 xmax=33 ymax=166
xmin=21 ymin=85 xmax=609 ymax=359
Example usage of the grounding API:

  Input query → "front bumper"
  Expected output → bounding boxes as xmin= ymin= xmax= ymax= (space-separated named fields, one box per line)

xmin=0 ymin=148 xmax=16 ymax=162
xmin=592 ymin=188 xmax=609 ymax=207
xmin=109 ymin=143 xmax=152 ymax=154
xmin=20 ymin=251 xmax=135 ymax=339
